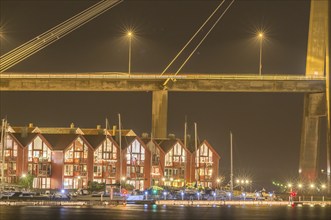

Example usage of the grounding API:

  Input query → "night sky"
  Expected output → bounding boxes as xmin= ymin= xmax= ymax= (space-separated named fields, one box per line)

xmin=0 ymin=0 xmax=327 ymax=190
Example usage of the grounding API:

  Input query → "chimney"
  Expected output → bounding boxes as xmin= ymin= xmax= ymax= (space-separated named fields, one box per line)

xmin=112 ymin=125 xmax=117 ymax=136
xmin=28 ymin=123 xmax=34 ymax=128
xmin=142 ymin=132 xmax=149 ymax=139
xmin=96 ymin=125 xmax=101 ymax=129
xmin=168 ymin=133 xmax=176 ymax=140
xmin=70 ymin=123 xmax=75 ymax=129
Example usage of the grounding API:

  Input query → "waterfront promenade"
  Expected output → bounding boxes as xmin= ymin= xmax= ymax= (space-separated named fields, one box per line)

xmin=1 ymin=199 xmax=331 ymax=207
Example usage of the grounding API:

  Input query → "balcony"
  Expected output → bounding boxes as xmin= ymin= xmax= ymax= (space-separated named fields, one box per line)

xmin=32 ymin=157 xmax=39 ymax=163
xmin=38 ymin=169 xmax=51 ymax=177
xmin=199 ymin=176 xmax=212 ymax=181
xmin=39 ymin=157 xmax=50 ymax=163
xmin=198 ymin=162 xmax=213 ymax=167
xmin=73 ymin=158 xmax=88 ymax=164
xmin=152 ymin=161 xmax=160 ymax=166
xmin=5 ymin=156 xmax=16 ymax=162
xmin=165 ymin=174 xmax=185 ymax=180
xmin=73 ymin=171 xmax=87 ymax=177
xmin=109 ymin=172 xmax=116 ymax=178
xmin=6 ymin=169 xmax=16 ymax=176
xmin=93 ymin=173 xmax=102 ymax=178
xmin=129 ymin=173 xmax=144 ymax=179
xmin=173 ymin=162 xmax=185 ymax=167
xmin=136 ymin=173 xmax=144 ymax=178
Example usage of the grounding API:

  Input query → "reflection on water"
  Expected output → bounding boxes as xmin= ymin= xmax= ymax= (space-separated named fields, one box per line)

xmin=0 ymin=205 xmax=331 ymax=220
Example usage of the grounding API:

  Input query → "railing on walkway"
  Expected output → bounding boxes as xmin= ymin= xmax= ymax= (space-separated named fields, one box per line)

xmin=0 ymin=73 xmax=326 ymax=81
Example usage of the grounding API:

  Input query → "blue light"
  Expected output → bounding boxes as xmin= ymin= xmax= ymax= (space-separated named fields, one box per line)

xmin=61 ymin=189 xmax=65 ymax=194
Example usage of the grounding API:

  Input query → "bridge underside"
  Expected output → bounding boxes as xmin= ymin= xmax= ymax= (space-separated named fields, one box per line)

xmin=0 ymin=74 xmax=325 ymax=92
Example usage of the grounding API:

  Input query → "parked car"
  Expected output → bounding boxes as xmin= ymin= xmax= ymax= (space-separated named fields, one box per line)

xmin=77 ymin=188 xmax=89 ymax=195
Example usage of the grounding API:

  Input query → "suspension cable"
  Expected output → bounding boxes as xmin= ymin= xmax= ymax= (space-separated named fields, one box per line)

xmin=160 ymin=0 xmax=226 ymax=76
xmin=0 ymin=0 xmax=122 ymax=72
xmin=163 ymin=0 xmax=235 ymax=88
xmin=174 ymin=0 xmax=235 ymax=76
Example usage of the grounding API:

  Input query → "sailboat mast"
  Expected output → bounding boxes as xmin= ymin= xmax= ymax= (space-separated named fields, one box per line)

xmin=118 ymin=114 xmax=122 ymax=194
xmin=1 ymin=119 xmax=5 ymax=185
xmin=230 ymin=131 xmax=233 ymax=193
xmin=194 ymin=123 xmax=198 ymax=184
xmin=150 ymin=132 xmax=153 ymax=188
xmin=184 ymin=118 xmax=187 ymax=186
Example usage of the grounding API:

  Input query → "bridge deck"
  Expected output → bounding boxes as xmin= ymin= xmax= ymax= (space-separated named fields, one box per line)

xmin=0 ymin=73 xmax=326 ymax=92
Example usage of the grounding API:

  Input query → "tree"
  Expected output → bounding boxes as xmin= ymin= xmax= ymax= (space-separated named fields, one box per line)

xmin=19 ymin=174 xmax=34 ymax=190
xmin=87 ymin=181 xmax=106 ymax=192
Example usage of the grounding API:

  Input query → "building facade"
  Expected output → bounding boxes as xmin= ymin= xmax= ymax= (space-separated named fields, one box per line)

xmin=0 ymin=124 xmax=220 ymax=190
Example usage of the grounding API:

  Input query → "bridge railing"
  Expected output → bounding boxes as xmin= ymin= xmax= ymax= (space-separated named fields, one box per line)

xmin=0 ymin=73 xmax=326 ymax=81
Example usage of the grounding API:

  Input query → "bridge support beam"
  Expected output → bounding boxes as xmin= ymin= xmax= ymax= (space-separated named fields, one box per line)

xmin=299 ymin=93 xmax=326 ymax=181
xmin=152 ymin=90 xmax=168 ymax=139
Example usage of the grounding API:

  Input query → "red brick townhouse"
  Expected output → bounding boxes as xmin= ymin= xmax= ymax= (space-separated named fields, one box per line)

xmin=193 ymin=140 xmax=221 ymax=188
xmin=1 ymin=124 xmax=220 ymax=190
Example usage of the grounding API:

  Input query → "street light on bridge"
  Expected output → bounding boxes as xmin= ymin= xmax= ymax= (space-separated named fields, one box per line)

xmin=127 ymin=31 xmax=133 ymax=75
xmin=258 ymin=32 xmax=264 ymax=76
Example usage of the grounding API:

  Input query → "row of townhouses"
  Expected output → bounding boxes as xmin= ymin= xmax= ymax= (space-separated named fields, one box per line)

xmin=0 ymin=123 xmax=220 ymax=191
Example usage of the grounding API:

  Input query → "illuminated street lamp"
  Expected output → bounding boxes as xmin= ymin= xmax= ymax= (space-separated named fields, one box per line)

xmin=236 ymin=178 xmax=252 ymax=191
xmin=127 ymin=31 xmax=133 ymax=75
xmin=258 ymin=32 xmax=264 ymax=76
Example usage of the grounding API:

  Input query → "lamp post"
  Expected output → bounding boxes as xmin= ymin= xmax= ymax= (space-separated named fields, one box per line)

xmin=258 ymin=32 xmax=264 ymax=76
xmin=127 ymin=31 xmax=133 ymax=75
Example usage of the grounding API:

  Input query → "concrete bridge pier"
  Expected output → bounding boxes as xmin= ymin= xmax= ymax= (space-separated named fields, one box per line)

xmin=299 ymin=93 xmax=326 ymax=181
xmin=152 ymin=90 xmax=168 ymax=139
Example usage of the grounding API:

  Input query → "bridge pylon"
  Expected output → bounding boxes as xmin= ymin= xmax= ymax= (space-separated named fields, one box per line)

xmin=300 ymin=0 xmax=330 ymax=192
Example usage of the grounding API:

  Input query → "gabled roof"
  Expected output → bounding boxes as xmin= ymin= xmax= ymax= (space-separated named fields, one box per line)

xmin=84 ymin=135 xmax=107 ymax=150
xmin=140 ymin=138 xmax=150 ymax=145
xmin=6 ymin=125 xmax=16 ymax=133
xmin=156 ymin=139 xmax=179 ymax=153
xmin=183 ymin=137 xmax=198 ymax=153
xmin=117 ymin=136 xmax=136 ymax=150
xmin=199 ymin=140 xmax=221 ymax=159
xmin=42 ymin=134 xmax=78 ymax=151
xmin=11 ymin=133 xmax=37 ymax=147
xmin=141 ymin=138 xmax=165 ymax=154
